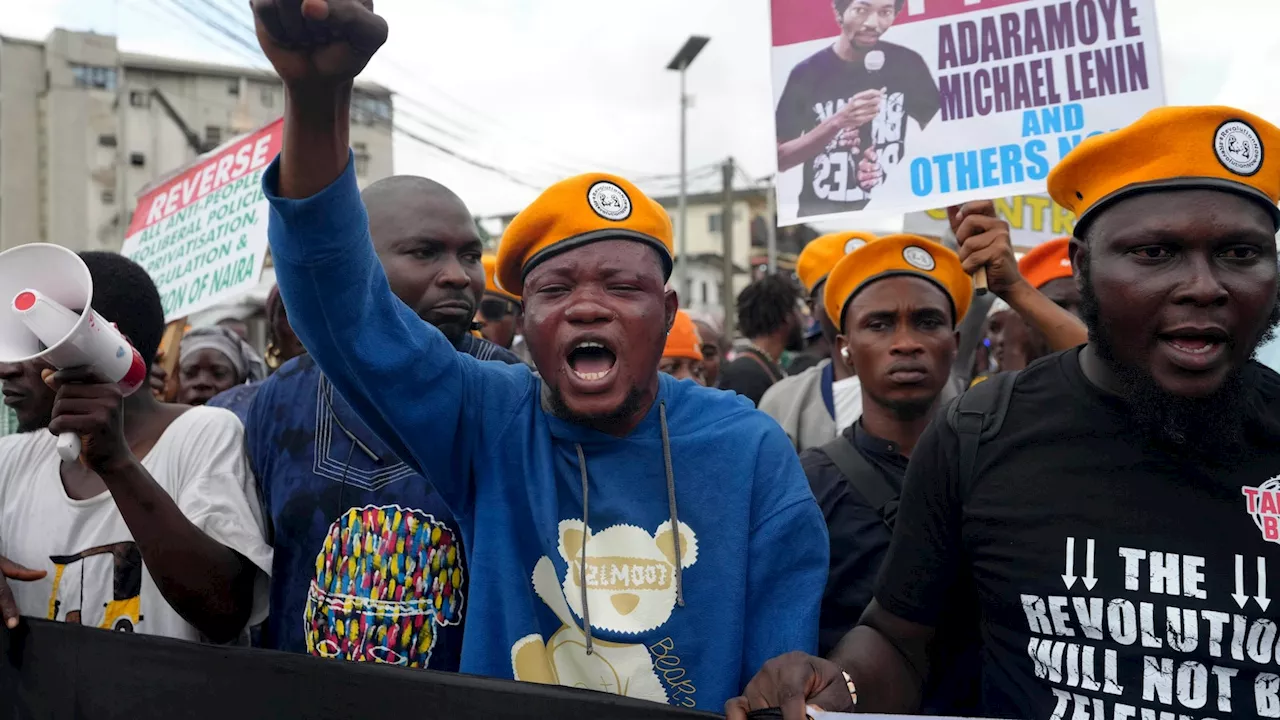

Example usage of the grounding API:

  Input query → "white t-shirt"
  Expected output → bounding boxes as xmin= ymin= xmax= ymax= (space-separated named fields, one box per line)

xmin=832 ymin=375 xmax=864 ymax=434
xmin=0 ymin=406 xmax=272 ymax=642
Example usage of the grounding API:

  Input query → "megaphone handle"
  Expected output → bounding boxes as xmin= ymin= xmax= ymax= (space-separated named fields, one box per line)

xmin=56 ymin=432 xmax=81 ymax=463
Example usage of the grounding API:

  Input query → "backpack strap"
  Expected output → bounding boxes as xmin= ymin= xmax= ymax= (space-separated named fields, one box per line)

xmin=739 ymin=348 xmax=784 ymax=383
xmin=946 ymin=370 xmax=1020 ymax=489
xmin=819 ymin=435 xmax=900 ymax=529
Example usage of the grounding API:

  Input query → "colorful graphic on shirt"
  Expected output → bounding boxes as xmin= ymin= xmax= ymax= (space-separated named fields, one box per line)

xmin=304 ymin=505 xmax=464 ymax=667
xmin=1243 ymin=477 xmax=1280 ymax=543
xmin=511 ymin=519 xmax=699 ymax=706
xmin=47 ymin=541 xmax=143 ymax=632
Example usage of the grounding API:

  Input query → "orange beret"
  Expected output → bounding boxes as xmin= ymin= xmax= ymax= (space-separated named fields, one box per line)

xmin=497 ymin=173 xmax=673 ymax=296
xmin=796 ymin=231 xmax=879 ymax=294
xmin=1018 ymin=238 xmax=1072 ymax=289
xmin=824 ymin=234 xmax=971 ymax=331
xmin=481 ymin=254 xmax=520 ymax=302
xmin=1048 ymin=106 xmax=1280 ymax=235
xmin=663 ymin=310 xmax=703 ymax=362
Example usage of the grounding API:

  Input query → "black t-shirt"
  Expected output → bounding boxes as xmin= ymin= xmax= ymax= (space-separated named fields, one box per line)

xmin=806 ymin=422 xmax=980 ymax=716
xmin=776 ymin=42 xmax=939 ymax=218
xmin=720 ymin=349 xmax=784 ymax=406
xmin=876 ymin=349 xmax=1280 ymax=720
xmin=804 ymin=422 xmax=908 ymax=656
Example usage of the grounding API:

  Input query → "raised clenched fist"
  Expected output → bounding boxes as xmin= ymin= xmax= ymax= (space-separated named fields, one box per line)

xmin=251 ymin=0 xmax=388 ymax=90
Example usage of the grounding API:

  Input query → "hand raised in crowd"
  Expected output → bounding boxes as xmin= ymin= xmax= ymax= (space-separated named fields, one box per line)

xmin=725 ymin=652 xmax=855 ymax=720
xmin=948 ymin=200 xmax=1022 ymax=297
xmin=833 ymin=88 xmax=883 ymax=133
xmin=43 ymin=368 xmax=133 ymax=473
xmin=251 ymin=0 xmax=389 ymax=89
xmin=857 ymin=147 xmax=882 ymax=191
xmin=0 ymin=555 xmax=46 ymax=629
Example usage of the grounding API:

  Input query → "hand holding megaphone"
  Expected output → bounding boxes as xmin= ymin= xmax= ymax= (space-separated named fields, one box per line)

xmin=42 ymin=366 xmax=133 ymax=471
xmin=0 ymin=245 xmax=147 ymax=464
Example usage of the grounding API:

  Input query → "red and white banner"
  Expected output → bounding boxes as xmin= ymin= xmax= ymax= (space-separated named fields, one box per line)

xmin=122 ymin=119 xmax=282 ymax=321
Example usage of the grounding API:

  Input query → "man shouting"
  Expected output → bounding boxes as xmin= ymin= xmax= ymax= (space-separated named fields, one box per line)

xmin=251 ymin=0 xmax=827 ymax=710
xmin=729 ymin=106 xmax=1280 ymax=720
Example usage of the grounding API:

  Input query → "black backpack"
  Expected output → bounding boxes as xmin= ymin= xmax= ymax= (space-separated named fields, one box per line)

xmin=818 ymin=371 xmax=1020 ymax=528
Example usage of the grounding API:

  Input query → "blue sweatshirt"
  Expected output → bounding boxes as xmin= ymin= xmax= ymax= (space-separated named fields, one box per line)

xmin=263 ymin=158 xmax=828 ymax=710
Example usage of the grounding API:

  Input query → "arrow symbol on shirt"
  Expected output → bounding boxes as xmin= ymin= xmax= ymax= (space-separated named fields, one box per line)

xmin=1081 ymin=538 xmax=1097 ymax=591
xmin=1233 ymin=554 xmax=1250 ymax=609
xmin=1258 ymin=557 xmax=1271 ymax=612
xmin=1062 ymin=537 xmax=1077 ymax=589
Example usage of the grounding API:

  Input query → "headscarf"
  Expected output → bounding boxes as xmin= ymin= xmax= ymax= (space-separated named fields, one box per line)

xmin=180 ymin=326 xmax=268 ymax=383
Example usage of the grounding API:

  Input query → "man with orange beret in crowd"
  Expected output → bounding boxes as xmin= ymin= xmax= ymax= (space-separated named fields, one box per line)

xmin=984 ymin=237 xmax=1082 ymax=374
xmin=476 ymin=253 xmax=523 ymax=352
xmin=660 ymin=310 xmax=707 ymax=384
xmin=1019 ymin=237 xmax=1080 ymax=317
xmin=730 ymin=105 xmax=1280 ymax=720
xmin=798 ymin=235 xmax=974 ymax=696
xmin=760 ymin=231 xmax=876 ymax=451
xmin=983 ymin=238 xmax=1085 ymax=376
xmin=252 ymin=1 xmax=826 ymax=710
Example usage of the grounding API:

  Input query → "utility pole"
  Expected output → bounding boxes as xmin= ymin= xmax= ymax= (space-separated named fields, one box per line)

xmin=765 ymin=176 xmax=778 ymax=274
xmin=722 ymin=158 xmax=736 ymax=342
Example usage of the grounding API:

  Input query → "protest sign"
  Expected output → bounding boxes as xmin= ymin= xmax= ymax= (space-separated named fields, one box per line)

xmin=770 ymin=0 xmax=1165 ymax=226
xmin=903 ymin=193 xmax=1074 ymax=249
xmin=121 ymin=119 xmax=282 ymax=322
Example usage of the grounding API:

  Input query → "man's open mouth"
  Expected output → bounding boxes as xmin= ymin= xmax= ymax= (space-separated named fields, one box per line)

xmin=567 ymin=340 xmax=617 ymax=382
xmin=1157 ymin=327 xmax=1230 ymax=368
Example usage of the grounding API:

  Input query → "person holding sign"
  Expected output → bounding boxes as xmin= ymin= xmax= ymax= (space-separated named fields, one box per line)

xmin=251 ymin=0 xmax=826 ymax=710
xmin=776 ymin=0 xmax=939 ymax=218
xmin=728 ymin=105 xmax=1280 ymax=720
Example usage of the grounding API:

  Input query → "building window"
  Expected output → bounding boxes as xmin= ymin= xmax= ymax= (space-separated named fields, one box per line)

xmin=71 ymin=64 xmax=117 ymax=91
xmin=130 ymin=152 xmax=145 ymax=167
xmin=101 ymin=190 xmax=115 ymax=204
xmin=353 ymin=142 xmax=371 ymax=177
xmin=129 ymin=90 xmax=150 ymax=108
xmin=351 ymin=93 xmax=392 ymax=127
xmin=206 ymin=126 xmax=222 ymax=147
xmin=700 ymin=281 xmax=708 ymax=304
xmin=708 ymin=213 xmax=722 ymax=234
xmin=261 ymin=86 xmax=274 ymax=108
xmin=98 ymin=134 xmax=117 ymax=148
xmin=228 ymin=79 xmax=240 ymax=96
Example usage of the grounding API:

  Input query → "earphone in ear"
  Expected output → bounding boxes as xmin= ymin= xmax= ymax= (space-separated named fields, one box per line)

xmin=841 ymin=347 xmax=851 ymax=363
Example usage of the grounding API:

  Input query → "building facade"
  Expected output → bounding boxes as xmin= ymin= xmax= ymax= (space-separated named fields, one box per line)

xmin=0 ymin=29 xmax=394 ymax=253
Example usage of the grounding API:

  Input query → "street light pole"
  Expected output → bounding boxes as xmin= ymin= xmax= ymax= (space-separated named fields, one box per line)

xmin=667 ymin=36 xmax=709 ymax=304
xmin=677 ymin=63 xmax=689 ymax=300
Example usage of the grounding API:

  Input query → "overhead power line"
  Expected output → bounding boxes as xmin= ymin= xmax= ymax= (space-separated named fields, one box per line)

xmin=148 ymin=0 xmax=687 ymax=193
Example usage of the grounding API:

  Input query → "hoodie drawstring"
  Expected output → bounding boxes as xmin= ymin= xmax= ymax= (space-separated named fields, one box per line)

xmin=575 ymin=442 xmax=593 ymax=655
xmin=658 ymin=401 xmax=684 ymax=608
xmin=572 ymin=399 xmax=682 ymax=657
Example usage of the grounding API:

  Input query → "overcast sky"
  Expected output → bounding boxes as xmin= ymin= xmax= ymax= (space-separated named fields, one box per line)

xmin=4 ymin=0 xmax=1280 ymax=233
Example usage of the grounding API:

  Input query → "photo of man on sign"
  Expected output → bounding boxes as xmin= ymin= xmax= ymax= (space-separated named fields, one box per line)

xmin=775 ymin=0 xmax=940 ymax=218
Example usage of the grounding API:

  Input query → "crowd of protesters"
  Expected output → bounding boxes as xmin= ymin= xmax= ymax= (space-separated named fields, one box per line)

xmin=0 ymin=2 xmax=1279 ymax=719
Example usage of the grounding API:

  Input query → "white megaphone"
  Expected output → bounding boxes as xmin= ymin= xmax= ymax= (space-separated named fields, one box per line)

xmin=0 ymin=244 xmax=147 ymax=462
